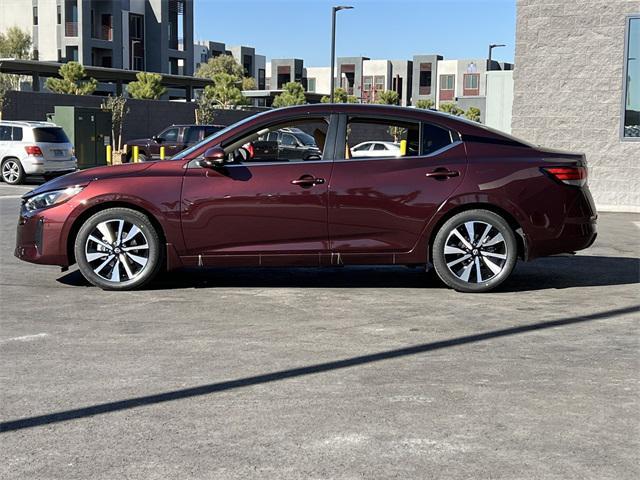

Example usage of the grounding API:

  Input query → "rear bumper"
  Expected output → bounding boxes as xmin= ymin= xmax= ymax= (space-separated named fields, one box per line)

xmin=527 ymin=187 xmax=598 ymax=258
xmin=22 ymin=156 xmax=77 ymax=175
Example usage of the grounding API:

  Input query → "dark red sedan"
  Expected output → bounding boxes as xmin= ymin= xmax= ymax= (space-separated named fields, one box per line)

xmin=15 ymin=104 xmax=597 ymax=292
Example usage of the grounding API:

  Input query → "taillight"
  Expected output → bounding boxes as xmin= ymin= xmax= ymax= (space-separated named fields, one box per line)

xmin=542 ymin=166 xmax=587 ymax=187
xmin=25 ymin=146 xmax=43 ymax=156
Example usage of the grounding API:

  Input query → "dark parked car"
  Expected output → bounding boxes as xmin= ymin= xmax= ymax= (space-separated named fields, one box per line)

xmin=15 ymin=104 xmax=597 ymax=292
xmin=251 ymin=128 xmax=322 ymax=162
xmin=125 ymin=124 xmax=225 ymax=162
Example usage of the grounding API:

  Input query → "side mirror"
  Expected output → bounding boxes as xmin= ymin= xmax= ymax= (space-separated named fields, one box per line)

xmin=199 ymin=146 xmax=226 ymax=168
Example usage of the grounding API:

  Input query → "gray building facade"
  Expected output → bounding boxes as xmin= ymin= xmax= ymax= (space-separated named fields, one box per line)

xmin=411 ymin=54 xmax=442 ymax=106
xmin=0 ymin=0 xmax=194 ymax=76
xmin=270 ymin=58 xmax=304 ymax=89
xmin=512 ymin=0 xmax=639 ymax=211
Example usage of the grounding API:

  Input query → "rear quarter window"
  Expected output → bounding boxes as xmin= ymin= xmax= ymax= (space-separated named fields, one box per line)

xmin=33 ymin=127 xmax=70 ymax=143
xmin=12 ymin=127 xmax=23 ymax=141
xmin=422 ymin=123 xmax=453 ymax=155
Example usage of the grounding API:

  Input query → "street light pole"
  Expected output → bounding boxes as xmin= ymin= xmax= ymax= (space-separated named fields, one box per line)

xmin=488 ymin=43 xmax=506 ymax=72
xmin=330 ymin=5 xmax=353 ymax=103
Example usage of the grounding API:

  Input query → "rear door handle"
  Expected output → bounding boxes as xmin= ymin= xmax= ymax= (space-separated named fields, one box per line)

xmin=425 ymin=169 xmax=459 ymax=179
xmin=291 ymin=175 xmax=325 ymax=187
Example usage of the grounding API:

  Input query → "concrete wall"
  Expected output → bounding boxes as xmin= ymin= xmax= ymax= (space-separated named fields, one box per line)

xmin=512 ymin=0 xmax=640 ymax=211
xmin=1 ymin=91 xmax=256 ymax=143
xmin=485 ymin=71 xmax=513 ymax=133
xmin=305 ymin=67 xmax=331 ymax=95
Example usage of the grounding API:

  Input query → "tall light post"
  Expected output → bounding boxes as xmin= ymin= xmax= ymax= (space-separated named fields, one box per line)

xmin=330 ymin=5 xmax=353 ymax=103
xmin=488 ymin=44 xmax=506 ymax=71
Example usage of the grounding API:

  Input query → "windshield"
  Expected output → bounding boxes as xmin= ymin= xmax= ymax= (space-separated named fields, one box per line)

xmin=171 ymin=112 xmax=266 ymax=160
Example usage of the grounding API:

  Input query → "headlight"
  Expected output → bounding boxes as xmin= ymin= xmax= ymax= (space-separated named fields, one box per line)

xmin=23 ymin=186 xmax=84 ymax=212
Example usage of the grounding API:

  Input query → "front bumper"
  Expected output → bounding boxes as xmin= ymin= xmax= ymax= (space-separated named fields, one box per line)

xmin=15 ymin=206 xmax=70 ymax=267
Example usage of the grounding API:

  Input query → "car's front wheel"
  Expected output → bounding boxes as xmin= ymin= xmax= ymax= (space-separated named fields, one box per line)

xmin=1 ymin=158 xmax=25 ymax=184
xmin=74 ymin=208 xmax=163 ymax=290
xmin=432 ymin=209 xmax=517 ymax=293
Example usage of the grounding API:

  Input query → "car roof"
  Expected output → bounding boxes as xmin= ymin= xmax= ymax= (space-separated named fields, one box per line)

xmin=0 ymin=120 xmax=60 ymax=128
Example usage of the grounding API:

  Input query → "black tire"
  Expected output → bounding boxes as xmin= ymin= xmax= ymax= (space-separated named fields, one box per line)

xmin=74 ymin=207 xmax=163 ymax=291
xmin=137 ymin=152 xmax=148 ymax=162
xmin=1 ymin=158 xmax=25 ymax=185
xmin=432 ymin=209 xmax=517 ymax=293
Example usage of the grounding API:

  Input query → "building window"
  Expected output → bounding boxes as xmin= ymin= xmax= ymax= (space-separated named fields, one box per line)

xmin=439 ymin=74 xmax=455 ymax=101
xmin=419 ymin=62 xmax=432 ymax=95
xmin=57 ymin=5 xmax=61 ymax=24
xmin=463 ymin=73 xmax=480 ymax=96
xmin=33 ymin=49 xmax=39 ymax=60
xmin=33 ymin=6 xmax=38 ymax=25
xmin=307 ymin=78 xmax=316 ymax=92
xmin=623 ymin=16 xmax=639 ymax=139
xmin=258 ymin=68 xmax=265 ymax=90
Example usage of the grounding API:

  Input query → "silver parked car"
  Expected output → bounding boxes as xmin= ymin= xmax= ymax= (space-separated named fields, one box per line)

xmin=0 ymin=121 xmax=77 ymax=185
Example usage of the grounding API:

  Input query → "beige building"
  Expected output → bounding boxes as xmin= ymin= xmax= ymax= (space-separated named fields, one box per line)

xmin=512 ymin=0 xmax=639 ymax=211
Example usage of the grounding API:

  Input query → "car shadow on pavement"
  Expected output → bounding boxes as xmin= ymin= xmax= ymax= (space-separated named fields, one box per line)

xmin=56 ymin=255 xmax=640 ymax=291
xmin=1 ymin=303 xmax=638 ymax=433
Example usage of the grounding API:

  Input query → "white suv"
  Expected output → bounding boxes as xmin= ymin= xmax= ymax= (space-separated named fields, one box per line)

xmin=0 ymin=121 xmax=77 ymax=185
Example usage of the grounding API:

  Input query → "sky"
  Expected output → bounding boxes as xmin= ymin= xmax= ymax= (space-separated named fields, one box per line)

xmin=193 ymin=0 xmax=517 ymax=67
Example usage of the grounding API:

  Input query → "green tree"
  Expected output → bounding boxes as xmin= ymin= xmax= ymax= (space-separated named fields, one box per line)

xmin=199 ymin=72 xmax=247 ymax=110
xmin=0 ymin=75 xmax=12 ymax=118
xmin=376 ymin=90 xmax=400 ymax=105
xmin=272 ymin=82 xmax=306 ymax=107
xmin=0 ymin=27 xmax=33 ymax=91
xmin=415 ymin=98 xmax=435 ymax=109
xmin=0 ymin=26 xmax=32 ymax=59
xmin=126 ymin=72 xmax=166 ymax=100
xmin=101 ymin=95 xmax=129 ymax=151
xmin=195 ymin=55 xmax=244 ymax=80
xmin=464 ymin=106 xmax=482 ymax=122
xmin=320 ymin=87 xmax=358 ymax=103
xmin=439 ymin=102 xmax=464 ymax=116
xmin=242 ymin=76 xmax=256 ymax=91
xmin=45 ymin=61 xmax=97 ymax=95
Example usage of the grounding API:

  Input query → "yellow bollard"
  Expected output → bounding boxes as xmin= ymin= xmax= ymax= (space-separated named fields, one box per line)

xmin=160 ymin=146 xmax=165 ymax=160
xmin=133 ymin=145 xmax=139 ymax=163
xmin=400 ymin=139 xmax=407 ymax=156
xmin=106 ymin=145 xmax=112 ymax=165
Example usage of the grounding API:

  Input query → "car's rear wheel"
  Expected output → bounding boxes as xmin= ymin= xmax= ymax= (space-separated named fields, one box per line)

xmin=1 ymin=158 xmax=25 ymax=185
xmin=74 ymin=208 xmax=163 ymax=291
xmin=432 ymin=209 xmax=517 ymax=293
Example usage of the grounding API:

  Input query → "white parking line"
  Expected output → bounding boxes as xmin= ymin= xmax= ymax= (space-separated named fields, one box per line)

xmin=1 ymin=333 xmax=49 ymax=343
xmin=0 ymin=195 xmax=24 ymax=199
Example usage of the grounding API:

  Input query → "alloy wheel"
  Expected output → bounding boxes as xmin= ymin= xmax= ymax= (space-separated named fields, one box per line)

xmin=2 ymin=160 xmax=21 ymax=183
xmin=443 ymin=220 xmax=508 ymax=283
xmin=84 ymin=219 xmax=150 ymax=283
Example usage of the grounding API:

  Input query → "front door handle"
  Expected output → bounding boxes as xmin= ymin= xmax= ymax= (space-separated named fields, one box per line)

xmin=425 ymin=169 xmax=459 ymax=179
xmin=291 ymin=175 xmax=325 ymax=187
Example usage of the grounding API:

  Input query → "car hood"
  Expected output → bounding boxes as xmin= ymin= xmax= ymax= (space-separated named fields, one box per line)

xmin=126 ymin=138 xmax=151 ymax=145
xmin=24 ymin=163 xmax=154 ymax=198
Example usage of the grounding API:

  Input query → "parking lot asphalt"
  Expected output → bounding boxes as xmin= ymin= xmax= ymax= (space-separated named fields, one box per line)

xmin=0 ymin=181 xmax=638 ymax=480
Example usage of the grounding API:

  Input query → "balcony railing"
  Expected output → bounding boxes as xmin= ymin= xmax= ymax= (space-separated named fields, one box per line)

xmin=65 ymin=22 xmax=78 ymax=37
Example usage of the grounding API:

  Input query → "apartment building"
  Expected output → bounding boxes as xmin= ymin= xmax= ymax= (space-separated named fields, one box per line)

xmin=0 ymin=0 xmax=194 ymax=76
xmin=194 ymin=40 xmax=266 ymax=89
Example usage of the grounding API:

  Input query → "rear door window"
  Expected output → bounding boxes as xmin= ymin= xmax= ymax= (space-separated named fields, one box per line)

xmin=422 ymin=123 xmax=454 ymax=155
xmin=0 ymin=126 xmax=11 ymax=141
xmin=185 ymin=127 xmax=203 ymax=144
xmin=33 ymin=127 xmax=70 ymax=143
xmin=345 ymin=117 xmax=420 ymax=159
xmin=12 ymin=127 xmax=23 ymax=141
